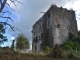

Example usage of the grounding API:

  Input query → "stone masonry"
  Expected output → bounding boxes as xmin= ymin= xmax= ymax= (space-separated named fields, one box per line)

xmin=32 ymin=5 xmax=78 ymax=52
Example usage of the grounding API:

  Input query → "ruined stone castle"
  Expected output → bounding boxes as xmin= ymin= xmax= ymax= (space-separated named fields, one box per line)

xmin=32 ymin=5 xmax=78 ymax=52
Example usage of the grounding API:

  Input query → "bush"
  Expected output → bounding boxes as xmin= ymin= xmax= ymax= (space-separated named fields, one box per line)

xmin=61 ymin=41 xmax=74 ymax=51
xmin=50 ymin=44 xmax=62 ymax=58
xmin=61 ymin=50 xmax=68 ymax=58
xmin=69 ymin=32 xmax=75 ymax=40
xmin=62 ymin=44 xmax=72 ymax=51
xmin=67 ymin=51 xmax=79 ymax=59
xmin=45 ymin=46 xmax=50 ymax=53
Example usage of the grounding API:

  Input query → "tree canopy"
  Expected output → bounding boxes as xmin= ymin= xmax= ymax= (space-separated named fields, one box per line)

xmin=0 ymin=23 xmax=7 ymax=44
xmin=16 ymin=34 xmax=30 ymax=50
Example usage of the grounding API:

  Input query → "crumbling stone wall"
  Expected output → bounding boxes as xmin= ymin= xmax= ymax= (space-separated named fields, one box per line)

xmin=32 ymin=5 xmax=78 ymax=52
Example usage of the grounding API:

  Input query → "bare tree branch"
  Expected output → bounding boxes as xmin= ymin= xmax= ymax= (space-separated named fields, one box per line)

xmin=6 ymin=3 xmax=15 ymax=12
xmin=0 ymin=0 xmax=2 ymax=5
xmin=0 ymin=15 xmax=14 ymax=22
xmin=0 ymin=0 xmax=22 ymax=13
xmin=16 ymin=0 xmax=22 ymax=4
xmin=0 ymin=22 xmax=15 ymax=31
xmin=6 ymin=18 xmax=9 ymax=22
xmin=0 ymin=0 xmax=22 ymax=32
xmin=10 ymin=0 xmax=17 ymax=7
xmin=0 ymin=21 xmax=21 ymax=32
xmin=0 ymin=0 xmax=7 ymax=13
xmin=0 ymin=0 xmax=22 ymax=44
xmin=0 ymin=11 xmax=11 ymax=15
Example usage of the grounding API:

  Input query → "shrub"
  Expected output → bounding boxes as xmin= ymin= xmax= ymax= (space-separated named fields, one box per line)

xmin=50 ymin=44 xmax=62 ymax=58
xmin=67 ymin=51 xmax=79 ymax=59
xmin=62 ymin=44 xmax=72 ymax=51
xmin=45 ymin=46 xmax=50 ymax=53
xmin=69 ymin=32 xmax=75 ymax=40
xmin=54 ymin=44 xmax=62 ymax=58
xmin=61 ymin=41 xmax=74 ymax=51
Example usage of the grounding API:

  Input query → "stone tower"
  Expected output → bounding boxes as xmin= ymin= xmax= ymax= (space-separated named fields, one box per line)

xmin=32 ymin=5 xmax=78 ymax=52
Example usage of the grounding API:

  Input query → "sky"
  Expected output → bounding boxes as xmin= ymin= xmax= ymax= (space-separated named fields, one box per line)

xmin=1 ymin=0 xmax=80 ymax=50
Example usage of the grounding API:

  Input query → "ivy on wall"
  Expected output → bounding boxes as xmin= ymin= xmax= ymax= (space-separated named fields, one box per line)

xmin=43 ymin=29 xmax=50 ymax=50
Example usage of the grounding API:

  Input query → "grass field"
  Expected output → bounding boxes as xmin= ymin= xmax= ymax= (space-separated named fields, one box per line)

xmin=0 ymin=47 xmax=80 ymax=60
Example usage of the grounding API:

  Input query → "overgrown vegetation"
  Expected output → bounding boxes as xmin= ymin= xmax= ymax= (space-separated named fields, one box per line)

xmin=59 ymin=31 xmax=80 ymax=59
xmin=1 ymin=31 xmax=80 ymax=60
xmin=50 ymin=44 xmax=62 ymax=58
xmin=61 ymin=32 xmax=80 ymax=51
xmin=48 ymin=31 xmax=80 ymax=59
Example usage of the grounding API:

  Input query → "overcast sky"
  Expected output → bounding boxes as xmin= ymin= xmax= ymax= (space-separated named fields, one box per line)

xmin=3 ymin=0 xmax=80 ymax=49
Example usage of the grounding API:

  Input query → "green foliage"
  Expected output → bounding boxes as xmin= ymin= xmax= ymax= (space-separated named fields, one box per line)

xmin=62 ymin=44 xmax=72 ymax=51
xmin=61 ymin=41 xmax=74 ymax=50
xmin=61 ymin=41 xmax=80 ymax=51
xmin=69 ymin=32 xmax=75 ymax=40
xmin=67 ymin=51 xmax=80 ymax=59
xmin=45 ymin=46 xmax=50 ymax=51
xmin=69 ymin=32 xmax=80 ymax=43
xmin=45 ymin=33 xmax=50 ymax=47
xmin=60 ymin=31 xmax=80 ymax=58
xmin=61 ymin=31 xmax=80 ymax=52
xmin=16 ymin=33 xmax=30 ymax=50
xmin=45 ymin=46 xmax=50 ymax=53
xmin=0 ymin=23 xmax=7 ymax=44
xmin=73 ymin=42 xmax=80 ymax=51
xmin=44 ymin=31 xmax=50 ymax=50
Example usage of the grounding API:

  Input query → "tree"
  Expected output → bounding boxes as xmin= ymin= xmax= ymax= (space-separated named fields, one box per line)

xmin=0 ymin=0 xmax=21 ymax=44
xmin=0 ymin=0 xmax=22 ymax=13
xmin=16 ymin=34 xmax=30 ymax=50
xmin=0 ymin=23 xmax=7 ymax=44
